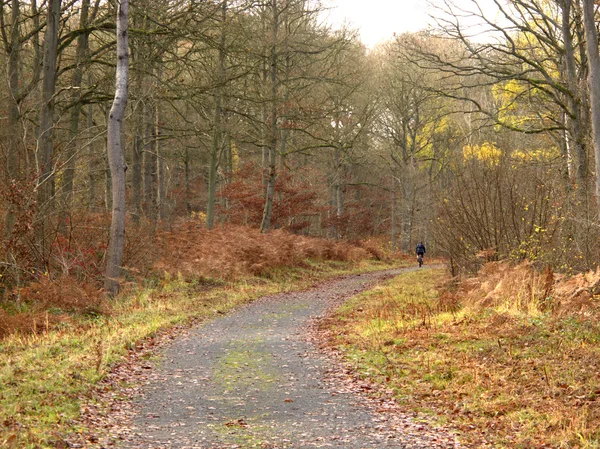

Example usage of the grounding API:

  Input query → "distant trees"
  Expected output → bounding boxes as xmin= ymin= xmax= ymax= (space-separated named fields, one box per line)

xmin=388 ymin=0 xmax=600 ymax=272
xmin=6 ymin=0 xmax=600 ymax=297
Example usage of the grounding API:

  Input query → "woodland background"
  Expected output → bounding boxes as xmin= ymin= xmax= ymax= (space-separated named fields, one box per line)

xmin=5 ymin=2 xmax=600 ymax=447
xmin=3 ymin=0 xmax=600 ymax=299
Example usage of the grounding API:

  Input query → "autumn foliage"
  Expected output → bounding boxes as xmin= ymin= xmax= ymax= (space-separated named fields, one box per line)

xmin=441 ymin=260 xmax=600 ymax=320
xmin=0 ymin=211 xmax=382 ymax=337
xmin=218 ymin=163 xmax=320 ymax=232
xmin=154 ymin=222 xmax=373 ymax=279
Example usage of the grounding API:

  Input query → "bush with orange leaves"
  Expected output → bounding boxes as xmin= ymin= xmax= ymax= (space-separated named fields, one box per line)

xmin=218 ymin=163 xmax=321 ymax=233
xmin=153 ymin=223 xmax=373 ymax=279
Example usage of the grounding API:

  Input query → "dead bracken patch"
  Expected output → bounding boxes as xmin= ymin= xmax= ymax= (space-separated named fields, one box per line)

xmin=153 ymin=223 xmax=375 ymax=279
xmin=323 ymin=264 xmax=600 ymax=448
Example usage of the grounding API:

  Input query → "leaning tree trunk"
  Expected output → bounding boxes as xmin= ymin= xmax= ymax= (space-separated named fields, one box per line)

xmin=105 ymin=0 xmax=129 ymax=296
xmin=581 ymin=0 xmax=600 ymax=217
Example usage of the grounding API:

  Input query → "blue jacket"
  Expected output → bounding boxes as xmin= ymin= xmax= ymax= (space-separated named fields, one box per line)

xmin=416 ymin=243 xmax=426 ymax=255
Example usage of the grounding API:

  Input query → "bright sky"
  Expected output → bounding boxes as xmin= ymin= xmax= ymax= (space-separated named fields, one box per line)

xmin=322 ymin=0 xmax=431 ymax=48
xmin=321 ymin=0 xmax=506 ymax=49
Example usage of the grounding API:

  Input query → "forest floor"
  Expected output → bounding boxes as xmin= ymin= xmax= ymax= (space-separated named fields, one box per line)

xmin=69 ymin=266 xmax=461 ymax=449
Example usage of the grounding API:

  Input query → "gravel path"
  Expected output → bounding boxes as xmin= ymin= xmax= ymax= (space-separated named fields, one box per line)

xmin=123 ymin=267 xmax=461 ymax=449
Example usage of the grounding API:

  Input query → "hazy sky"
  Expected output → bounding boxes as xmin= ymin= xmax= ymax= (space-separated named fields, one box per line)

xmin=322 ymin=0 xmax=431 ymax=48
xmin=321 ymin=0 xmax=504 ymax=49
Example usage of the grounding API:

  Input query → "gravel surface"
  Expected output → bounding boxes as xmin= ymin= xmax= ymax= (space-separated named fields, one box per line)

xmin=122 ymin=267 xmax=462 ymax=449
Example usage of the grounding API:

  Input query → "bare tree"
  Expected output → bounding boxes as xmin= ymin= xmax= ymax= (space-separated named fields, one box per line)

xmin=105 ymin=0 xmax=129 ymax=296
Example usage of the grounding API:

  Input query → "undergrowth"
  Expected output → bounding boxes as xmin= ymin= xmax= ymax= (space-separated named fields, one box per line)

xmin=0 ymin=223 xmax=399 ymax=448
xmin=324 ymin=264 xmax=600 ymax=449
xmin=1 ymin=223 xmax=390 ymax=338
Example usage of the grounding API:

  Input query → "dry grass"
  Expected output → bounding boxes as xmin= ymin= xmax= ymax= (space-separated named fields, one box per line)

xmin=326 ymin=264 xmax=600 ymax=449
xmin=1 ymin=221 xmax=382 ymax=338
xmin=153 ymin=223 xmax=374 ymax=279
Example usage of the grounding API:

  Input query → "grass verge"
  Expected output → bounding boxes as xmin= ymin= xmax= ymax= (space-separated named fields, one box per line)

xmin=323 ymin=266 xmax=600 ymax=449
xmin=0 ymin=258 xmax=401 ymax=449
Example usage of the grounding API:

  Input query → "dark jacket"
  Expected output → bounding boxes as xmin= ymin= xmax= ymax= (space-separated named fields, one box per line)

xmin=416 ymin=243 xmax=426 ymax=255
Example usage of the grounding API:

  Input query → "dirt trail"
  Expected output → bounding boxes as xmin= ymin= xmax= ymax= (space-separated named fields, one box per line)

xmin=122 ymin=267 xmax=460 ymax=449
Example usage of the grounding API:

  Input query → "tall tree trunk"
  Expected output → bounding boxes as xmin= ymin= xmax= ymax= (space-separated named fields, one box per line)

xmin=4 ymin=0 xmax=21 ymax=240
xmin=391 ymin=178 xmax=397 ymax=251
xmin=260 ymin=0 xmax=279 ymax=233
xmin=334 ymin=148 xmax=344 ymax=219
xmin=561 ymin=0 xmax=587 ymax=187
xmin=37 ymin=0 xmax=61 ymax=210
xmin=207 ymin=0 xmax=227 ymax=230
xmin=36 ymin=0 xmax=61 ymax=260
xmin=130 ymin=9 xmax=145 ymax=223
xmin=184 ymin=146 xmax=191 ymax=215
xmin=260 ymin=5 xmax=270 ymax=191
xmin=155 ymin=87 xmax=165 ymax=221
xmin=61 ymin=0 xmax=91 ymax=222
xmin=401 ymin=164 xmax=416 ymax=253
xmin=581 ymin=0 xmax=600 ymax=216
xmin=143 ymin=99 xmax=156 ymax=219
xmin=131 ymin=86 xmax=143 ymax=222
xmin=105 ymin=0 xmax=129 ymax=296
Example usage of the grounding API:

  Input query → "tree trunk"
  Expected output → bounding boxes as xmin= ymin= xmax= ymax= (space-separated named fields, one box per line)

xmin=260 ymin=0 xmax=279 ymax=233
xmin=401 ymin=164 xmax=416 ymax=253
xmin=4 ymin=0 xmax=21 ymax=240
xmin=155 ymin=90 xmax=166 ymax=221
xmin=184 ymin=147 xmax=192 ymax=215
xmin=581 ymin=0 xmax=600 ymax=217
xmin=132 ymin=102 xmax=143 ymax=222
xmin=35 ymin=0 xmax=60 ymax=261
xmin=61 ymin=0 xmax=91 ymax=219
xmin=561 ymin=0 xmax=587 ymax=188
xmin=105 ymin=0 xmax=129 ymax=296
xmin=37 ymin=0 xmax=61 ymax=210
xmin=144 ymin=99 xmax=157 ymax=220
xmin=207 ymin=0 xmax=227 ymax=230
xmin=391 ymin=178 xmax=397 ymax=251
xmin=87 ymin=102 xmax=96 ymax=210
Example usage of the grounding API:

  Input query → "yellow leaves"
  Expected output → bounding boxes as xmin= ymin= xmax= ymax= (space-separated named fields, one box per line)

xmin=492 ymin=79 xmax=526 ymax=111
xmin=511 ymin=146 xmax=559 ymax=162
xmin=231 ymin=142 xmax=240 ymax=173
xmin=492 ymin=78 xmax=554 ymax=130
xmin=462 ymin=142 xmax=556 ymax=167
xmin=191 ymin=211 xmax=207 ymax=223
xmin=463 ymin=141 xmax=502 ymax=166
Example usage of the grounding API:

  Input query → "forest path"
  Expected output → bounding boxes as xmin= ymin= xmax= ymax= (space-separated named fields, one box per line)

xmin=123 ymin=266 xmax=460 ymax=449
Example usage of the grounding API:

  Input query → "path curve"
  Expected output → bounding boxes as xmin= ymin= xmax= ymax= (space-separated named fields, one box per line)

xmin=123 ymin=267 xmax=460 ymax=449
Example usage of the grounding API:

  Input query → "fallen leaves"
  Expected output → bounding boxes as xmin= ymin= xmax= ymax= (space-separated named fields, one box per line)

xmin=224 ymin=418 xmax=248 ymax=428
